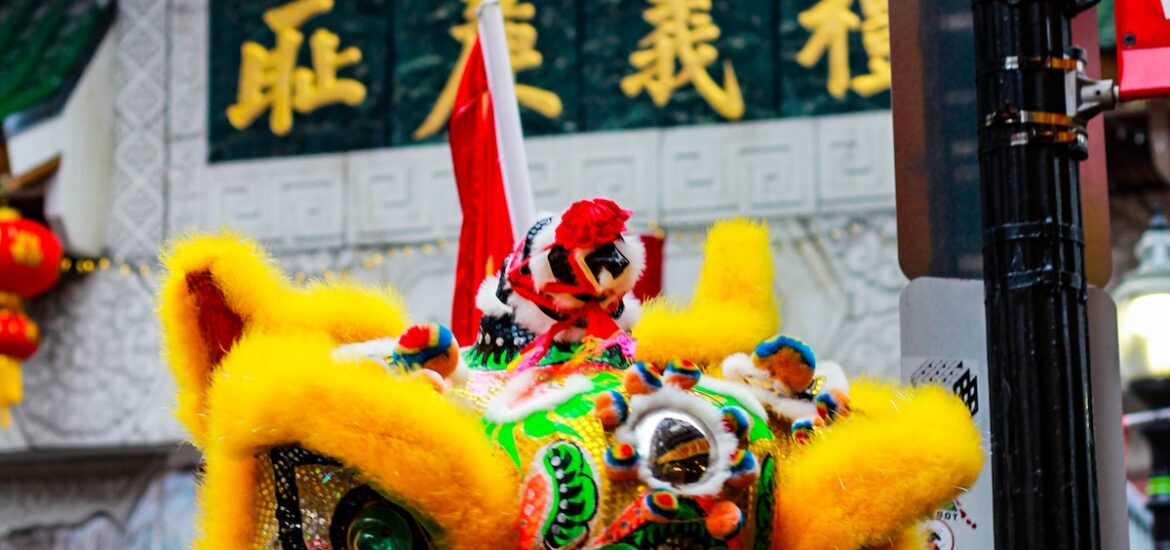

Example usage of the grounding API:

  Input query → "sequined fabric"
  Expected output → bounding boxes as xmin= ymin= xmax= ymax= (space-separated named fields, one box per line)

xmin=251 ymin=445 xmax=367 ymax=550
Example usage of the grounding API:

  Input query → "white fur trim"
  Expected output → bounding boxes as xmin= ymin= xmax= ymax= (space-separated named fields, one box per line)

xmin=527 ymin=219 xmax=559 ymax=291
xmin=721 ymin=353 xmax=758 ymax=381
xmin=511 ymin=293 xmax=642 ymax=342
xmin=412 ymin=368 xmax=448 ymax=392
xmin=511 ymin=297 xmax=557 ymax=336
xmin=616 ymin=295 xmax=642 ymax=331
xmin=332 ymin=338 xmax=398 ymax=364
xmin=695 ymin=376 xmax=768 ymax=421
xmin=484 ymin=371 xmax=594 ymax=424
xmin=817 ymin=360 xmax=850 ymax=396
xmin=476 ymin=276 xmax=512 ymax=318
xmin=529 ymin=217 xmax=559 ymax=255
xmin=720 ymin=352 xmax=806 ymax=397
xmin=615 ymin=386 xmax=739 ymax=497
xmin=612 ymin=234 xmax=646 ymax=296
xmin=719 ymin=353 xmax=843 ymax=420
xmin=450 ymin=353 xmax=471 ymax=388
xmin=753 ymin=389 xmax=819 ymax=421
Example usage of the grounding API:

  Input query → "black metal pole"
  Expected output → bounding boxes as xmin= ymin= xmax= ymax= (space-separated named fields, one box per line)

xmin=972 ymin=0 xmax=1100 ymax=548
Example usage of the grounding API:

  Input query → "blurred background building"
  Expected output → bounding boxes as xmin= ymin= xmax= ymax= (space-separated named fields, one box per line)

xmin=0 ymin=0 xmax=1162 ymax=547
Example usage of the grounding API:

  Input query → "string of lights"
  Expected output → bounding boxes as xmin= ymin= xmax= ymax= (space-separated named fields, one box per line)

xmin=57 ymin=220 xmax=889 ymax=281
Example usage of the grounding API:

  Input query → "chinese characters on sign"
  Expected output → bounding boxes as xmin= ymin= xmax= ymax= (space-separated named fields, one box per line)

xmin=209 ymin=0 xmax=891 ymax=160
xmin=621 ymin=0 xmax=745 ymax=120
xmin=796 ymin=0 xmax=891 ymax=99
xmin=413 ymin=0 xmax=564 ymax=140
xmin=10 ymin=231 xmax=43 ymax=267
xmin=227 ymin=0 xmax=367 ymax=136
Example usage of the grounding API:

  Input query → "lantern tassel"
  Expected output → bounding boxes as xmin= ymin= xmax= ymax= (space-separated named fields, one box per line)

xmin=0 ymin=356 xmax=22 ymax=428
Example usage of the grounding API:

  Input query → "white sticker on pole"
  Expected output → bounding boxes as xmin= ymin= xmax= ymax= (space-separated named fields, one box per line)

xmin=903 ymin=357 xmax=994 ymax=549
xmin=1163 ymin=0 xmax=1170 ymax=20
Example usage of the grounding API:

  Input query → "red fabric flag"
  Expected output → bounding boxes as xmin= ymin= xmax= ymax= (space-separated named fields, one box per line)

xmin=448 ymin=37 xmax=516 ymax=345
xmin=632 ymin=233 xmax=665 ymax=301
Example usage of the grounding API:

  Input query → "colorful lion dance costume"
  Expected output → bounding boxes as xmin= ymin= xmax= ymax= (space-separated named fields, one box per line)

xmin=159 ymin=199 xmax=983 ymax=550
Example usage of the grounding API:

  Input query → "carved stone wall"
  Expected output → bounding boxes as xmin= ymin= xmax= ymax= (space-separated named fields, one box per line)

xmin=0 ymin=458 xmax=197 ymax=546
xmin=107 ymin=0 xmax=169 ymax=259
xmin=2 ymin=271 xmax=183 ymax=451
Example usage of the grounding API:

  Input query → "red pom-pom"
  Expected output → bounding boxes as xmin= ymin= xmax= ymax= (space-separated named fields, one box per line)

xmin=555 ymin=198 xmax=631 ymax=250
xmin=397 ymin=324 xmax=435 ymax=352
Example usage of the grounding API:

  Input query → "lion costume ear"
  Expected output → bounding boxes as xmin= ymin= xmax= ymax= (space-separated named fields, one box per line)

xmin=633 ymin=219 xmax=779 ymax=365
xmin=158 ymin=233 xmax=409 ymax=445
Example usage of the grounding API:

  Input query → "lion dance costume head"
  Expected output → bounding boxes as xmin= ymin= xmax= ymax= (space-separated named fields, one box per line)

xmin=159 ymin=198 xmax=983 ymax=550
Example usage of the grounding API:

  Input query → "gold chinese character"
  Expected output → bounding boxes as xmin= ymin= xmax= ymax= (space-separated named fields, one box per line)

xmin=795 ymin=0 xmax=860 ymax=99
xmin=850 ymin=0 xmax=890 ymax=97
xmin=227 ymin=0 xmax=367 ymax=136
xmin=413 ymin=0 xmax=563 ymax=140
xmin=620 ymin=0 xmax=744 ymax=120
xmin=10 ymin=231 xmax=42 ymax=267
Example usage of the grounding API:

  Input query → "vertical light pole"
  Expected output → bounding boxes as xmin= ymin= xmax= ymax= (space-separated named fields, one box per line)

xmin=972 ymin=0 xmax=1101 ymax=547
xmin=1115 ymin=210 xmax=1170 ymax=549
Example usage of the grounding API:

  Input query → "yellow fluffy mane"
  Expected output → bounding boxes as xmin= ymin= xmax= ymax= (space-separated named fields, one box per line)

xmin=158 ymin=233 xmax=518 ymax=549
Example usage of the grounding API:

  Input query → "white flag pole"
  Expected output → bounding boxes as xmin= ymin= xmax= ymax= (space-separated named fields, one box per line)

xmin=477 ymin=0 xmax=536 ymax=240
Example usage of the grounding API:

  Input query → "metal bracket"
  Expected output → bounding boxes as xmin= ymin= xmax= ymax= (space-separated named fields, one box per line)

xmin=985 ymin=105 xmax=1087 ymax=153
xmin=1072 ymin=44 xmax=1118 ymax=121
xmin=985 ymin=108 xmax=1075 ymax=128
xmin=1069 ymin=46 xmax=1118 ymax=159
xmin=981 ymin=47 xmax=1116 ymax=157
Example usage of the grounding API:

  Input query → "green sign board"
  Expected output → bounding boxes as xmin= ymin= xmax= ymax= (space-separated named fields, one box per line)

xmin=208 ymin=0 xmax=891 ymax=163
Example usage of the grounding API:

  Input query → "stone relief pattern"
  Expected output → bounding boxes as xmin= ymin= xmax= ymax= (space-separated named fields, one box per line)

xmin=166 ymin=0 xmax=209 ymax=235
xmin=0 ymin=462 xmax=151 ymax=540
xmin=1 ymin=272 xmax=183 ymax=450
xmin=108 ymin=0 xmax=169 ymax=258
xmin=805 ymin=213 xmax=905 ymax=379
xmin=0 ymin=466 xmax=196 ymax=548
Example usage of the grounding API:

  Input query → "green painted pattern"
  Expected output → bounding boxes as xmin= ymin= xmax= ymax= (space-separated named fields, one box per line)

xmin=540 ymin=442 xmax=600 ymax=547
xmin=753 ymin=455 xmax=776 ymax=550
xmin=464 ymin=340 xmax=630 ymax=372
xmin=486 ymin=371 xmax=623 ymax=467
xmin=462 ymin=346 xmax=514 ymax=371
xmin=535 ymin=343 xmax=630 ymax=370
xmin=693 ymin=383 xmax=774 ymax=442
xmin=0 ymin=0 xmax=110 ymax=121
xmin=604 ymin=499 xmax=729 ymax=549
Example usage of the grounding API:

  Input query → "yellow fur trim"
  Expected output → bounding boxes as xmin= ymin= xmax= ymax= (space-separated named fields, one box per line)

xmin=158 ymin=232 xmax=409 ymax=445
xmin=634 ymin=219 xmax=779 ymax=365
xmin=194 ymin=332 xmax=517 ymax=549
xmin=863 ymin=525 xmax=926 ymax=550
xmin=774 ymin=381 xmax=984 ymax=550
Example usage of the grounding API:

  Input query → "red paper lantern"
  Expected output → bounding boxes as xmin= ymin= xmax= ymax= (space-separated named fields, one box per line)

xmin=0 ymin=208 xmax=61 ymax=427
xmin=0 ymin=309 xmax=38 ymax=360
xmin=0 ymin=207 xmax=62 ymax=298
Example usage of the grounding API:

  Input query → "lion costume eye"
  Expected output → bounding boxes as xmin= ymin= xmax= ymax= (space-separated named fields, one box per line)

xmin=334 ymin=486 xmax=431 ymax=550
xmin=633 ymin=409 xmax=717 ymax=489
xmin=254 ymin=445 xmax=433 ymax=549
